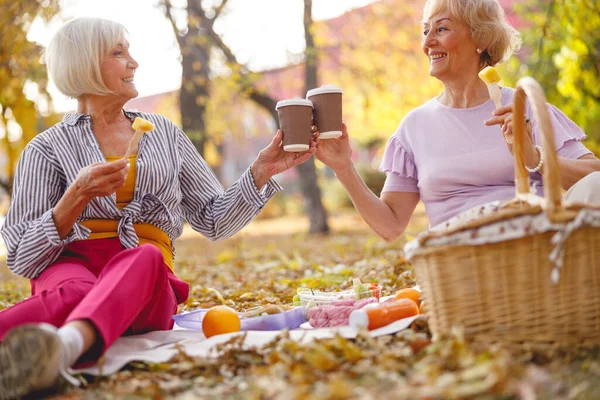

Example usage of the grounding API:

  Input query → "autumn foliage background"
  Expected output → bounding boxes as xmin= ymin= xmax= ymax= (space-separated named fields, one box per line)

xmin=1 ymin=0 xmax=600 ymax=398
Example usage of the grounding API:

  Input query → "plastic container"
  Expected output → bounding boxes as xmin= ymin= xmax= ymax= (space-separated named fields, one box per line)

xmin=172 ymin=306 xmax=306 ymax=331
xmin=349 ymin=298 xmax=420 ymax=330
xmin=296 ymin=286 xmax=381 ymax=310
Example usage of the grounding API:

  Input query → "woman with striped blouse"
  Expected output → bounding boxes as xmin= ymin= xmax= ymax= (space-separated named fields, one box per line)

xmin=0 ymin=18 xmax=316 ymax=398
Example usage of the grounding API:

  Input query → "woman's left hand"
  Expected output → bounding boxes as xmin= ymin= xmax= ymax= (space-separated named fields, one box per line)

xmin=484 ymin=105 xmax=540 ymax=168
xmin=250 ymin=129 xmax=318 ymax=189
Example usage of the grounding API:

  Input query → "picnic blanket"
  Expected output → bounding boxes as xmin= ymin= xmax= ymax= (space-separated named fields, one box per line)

xmin=76 ymin=315 xmax=419 ymax=376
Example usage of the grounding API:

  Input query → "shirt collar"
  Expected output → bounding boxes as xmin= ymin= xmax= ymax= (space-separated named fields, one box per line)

xmin=61 ymin=109 xmax=143 ymax=126
xmin=61 ymin=113 xmax=88 ymax=126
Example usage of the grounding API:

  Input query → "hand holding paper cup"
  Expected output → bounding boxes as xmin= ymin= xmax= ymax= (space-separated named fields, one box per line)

xmin=276 ymin=99 xmax=314 ymax=152
xmin=306 ymin=85 xmax=343 ymax=139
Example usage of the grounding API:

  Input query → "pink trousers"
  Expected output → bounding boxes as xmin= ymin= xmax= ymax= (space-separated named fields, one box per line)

xmin=0 ymin=238 xmax=189 ymax=360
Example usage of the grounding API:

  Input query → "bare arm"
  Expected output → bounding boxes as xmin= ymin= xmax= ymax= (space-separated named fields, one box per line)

xmin=315 ymin=124 xmax=419 ymax=242
xmin=555 ymin=154 xmax=600 ymax=190
xmin=486 ymin=105 xmax=600 ymax=190
xmin=336 ymin=165 xmax=419 ymax=241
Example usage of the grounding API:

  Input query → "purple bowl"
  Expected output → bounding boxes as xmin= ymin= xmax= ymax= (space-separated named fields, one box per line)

xmin=172 ymin=307 xmax=306 ymax=331
xmin=240 ymin=307 xmax=306 ymax=330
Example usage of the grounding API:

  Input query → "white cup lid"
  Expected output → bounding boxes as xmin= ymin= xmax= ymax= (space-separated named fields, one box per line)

xmin=276 ymin=98 xmax=314 ymax=110
xmin=306 ymin=84 xmax=343 ymax=97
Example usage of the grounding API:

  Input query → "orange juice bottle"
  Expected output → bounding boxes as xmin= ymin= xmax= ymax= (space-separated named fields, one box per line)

xmin=349 ymin=298 xmax=419 ymax=330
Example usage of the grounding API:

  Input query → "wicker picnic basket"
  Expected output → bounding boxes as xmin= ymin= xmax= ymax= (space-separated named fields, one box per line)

xmin=406 ymin=77 xmax=600 ymax=345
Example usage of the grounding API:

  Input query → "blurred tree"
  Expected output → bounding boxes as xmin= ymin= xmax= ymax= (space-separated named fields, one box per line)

xmin=316 ymin=0 xmax=442 ymax=150
xmin=0 ymin=0 xmax=59 ymax=194
xmin=514 ymin=0 xmax=600 ymax=142
xmin=162 ymin=0 xmax=223 ymax=160
xmin=299 ymin=0 xmax=329 ymax=233
xmin=168 ymin=0 xmax=329 ymax=233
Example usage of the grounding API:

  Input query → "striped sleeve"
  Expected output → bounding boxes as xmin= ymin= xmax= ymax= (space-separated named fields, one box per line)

xmin=0 ymin=144 xmax=87 ymax=278
xmin=177 ymin=129 xmax=282 ymax=241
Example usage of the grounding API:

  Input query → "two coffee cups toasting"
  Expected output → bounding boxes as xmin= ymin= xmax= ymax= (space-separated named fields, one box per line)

xmin=276 ymin=85 xmax=343 ymax=152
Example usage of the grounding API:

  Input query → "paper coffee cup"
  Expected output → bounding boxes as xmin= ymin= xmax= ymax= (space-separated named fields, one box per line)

xmin=306 ymin=85 xmax=343 ymax=139
xmin=276 ymin=98 xmax=314 ymax=152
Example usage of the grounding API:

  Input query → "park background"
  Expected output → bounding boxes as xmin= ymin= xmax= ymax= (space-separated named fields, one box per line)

xmin=1 ymin=0 xmax=599 ymax=231
xmin=1 ymin=0 xmax=600 ymax=398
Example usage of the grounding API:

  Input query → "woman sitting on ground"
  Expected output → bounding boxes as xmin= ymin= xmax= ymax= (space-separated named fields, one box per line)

xmin=315 ymin=0 xmax=600 ymax=241
xmin=0 ymin=17 xmax=316 ymax=399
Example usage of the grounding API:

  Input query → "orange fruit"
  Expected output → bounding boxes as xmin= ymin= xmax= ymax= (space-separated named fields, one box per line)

xmin=202 ymin=305 xmax=241 ymax=338
xmin=393 ymin=287 xmax=422 ymax=307
xmin=419 ymin=301 xmax=426 ymax=314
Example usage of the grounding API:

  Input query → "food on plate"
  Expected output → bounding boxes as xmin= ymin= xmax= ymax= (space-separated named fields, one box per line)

xmin=353 ymin=278 xmax=380 ymax=300
xmin=307 ymin=297 xmax=378 ymax=328
xmin=295 ymin=280 xmax=381 ymax=310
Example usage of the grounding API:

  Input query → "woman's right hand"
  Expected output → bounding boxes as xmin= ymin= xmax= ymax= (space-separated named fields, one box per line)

xmin=72 ymin=158 xmax=130 ymax=201
xmin=314 ymin=123 xmax=353 ymax=174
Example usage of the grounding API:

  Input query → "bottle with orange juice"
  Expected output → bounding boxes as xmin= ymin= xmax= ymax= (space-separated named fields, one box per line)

xmin=349 ymin=298 xmax=419 ymax=330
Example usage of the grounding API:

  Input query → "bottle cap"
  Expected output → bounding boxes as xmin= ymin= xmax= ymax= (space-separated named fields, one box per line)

xmin=349 ymin=309 xmax=369 ymax=330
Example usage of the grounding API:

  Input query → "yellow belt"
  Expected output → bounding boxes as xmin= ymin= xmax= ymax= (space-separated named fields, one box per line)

xmin=79 ymin=219 xmax=174 ymax=270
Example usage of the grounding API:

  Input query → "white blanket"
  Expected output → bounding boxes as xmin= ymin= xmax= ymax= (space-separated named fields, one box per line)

xmin=77 ymin=316 xmax=419 ymax=376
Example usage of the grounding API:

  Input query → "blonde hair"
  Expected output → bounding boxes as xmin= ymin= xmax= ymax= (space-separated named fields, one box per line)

xmin=45 ymin=18 xmax=127 ymax=98
xmin=422 ymin=0 xmax=522 ymax=66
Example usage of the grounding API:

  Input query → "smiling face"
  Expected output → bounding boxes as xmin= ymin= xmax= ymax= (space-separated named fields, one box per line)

xmin=421 ymin=12 xmax=480 ymax=82
xmin=100 ymin=39 xmax=139 ymax=100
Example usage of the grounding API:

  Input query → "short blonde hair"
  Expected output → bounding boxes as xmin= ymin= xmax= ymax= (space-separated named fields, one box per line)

xmin=422 ymin=0 xmax=522 ymax=66
xmin=45 ymin=18 xmax=127 ymax=98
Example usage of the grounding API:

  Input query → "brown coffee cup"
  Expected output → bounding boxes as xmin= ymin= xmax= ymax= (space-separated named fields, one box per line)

xmin=275 ymin=98 xmax=314 ymax=152
xmin=306 ymin=85 xmax=343 ymax=139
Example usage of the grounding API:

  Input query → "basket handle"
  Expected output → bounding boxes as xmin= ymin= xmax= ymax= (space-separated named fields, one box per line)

xmin=513 ymin=77 xmax=563 ymax=220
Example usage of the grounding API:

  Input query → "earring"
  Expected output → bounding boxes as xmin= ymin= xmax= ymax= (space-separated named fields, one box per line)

xmin=477 ymin=48 xmax=483 ymax=54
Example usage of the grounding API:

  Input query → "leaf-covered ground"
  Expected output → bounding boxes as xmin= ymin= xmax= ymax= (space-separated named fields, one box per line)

xmin=1 ymin=211 xmax=599 ymax=399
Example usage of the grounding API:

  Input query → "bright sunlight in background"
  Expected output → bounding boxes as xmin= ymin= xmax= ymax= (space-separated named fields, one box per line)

xmin=26 ymin=0 xmax=377 ymax=112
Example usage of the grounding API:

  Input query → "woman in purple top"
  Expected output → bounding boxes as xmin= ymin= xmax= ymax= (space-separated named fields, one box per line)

xmin=315 ymin=0 xmax=600 ymax=239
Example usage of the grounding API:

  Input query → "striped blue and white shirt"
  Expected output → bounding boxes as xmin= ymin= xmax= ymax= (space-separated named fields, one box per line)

xmin=1 ymin=110 xmax=282 ymax=279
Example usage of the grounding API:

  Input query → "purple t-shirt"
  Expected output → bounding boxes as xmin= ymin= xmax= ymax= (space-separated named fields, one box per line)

xmin=379 ymin=87 xmax=592 ymax=227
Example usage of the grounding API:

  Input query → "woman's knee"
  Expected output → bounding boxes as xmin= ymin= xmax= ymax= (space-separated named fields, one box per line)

xmin=586 ymin=171 xmax=600 ymax=181
xmin=136 ymin=245 xmax=164 ymax=266
xmin=564 ymin=171 xmax=600 ymax=205
xmin=128 ymin=245 xmax=166 ymax=278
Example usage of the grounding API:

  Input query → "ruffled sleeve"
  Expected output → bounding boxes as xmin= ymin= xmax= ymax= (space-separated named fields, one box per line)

xmin=531 ymin=103 xmax=592 ymax=159
xmin=378 ymin=136 xmax=419 ymax=193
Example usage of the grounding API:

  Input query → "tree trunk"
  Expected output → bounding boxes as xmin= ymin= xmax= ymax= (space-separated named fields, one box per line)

xmin=179 ymin=54 xmax=208 ymax=158
xmin=300 ymin=0 xmax=329 ymax=233
xmin=179 ymin=24 xmax=211 ymax=158
xmin=183 ymin=0 xmax=329 ymax=232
